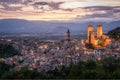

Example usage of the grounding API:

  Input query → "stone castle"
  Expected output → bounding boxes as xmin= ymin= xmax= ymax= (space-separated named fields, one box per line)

xmin=85 ymin=25 xmax=111 ymax=48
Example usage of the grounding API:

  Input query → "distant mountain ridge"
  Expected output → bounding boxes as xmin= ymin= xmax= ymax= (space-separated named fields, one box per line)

xmin=0 ymin=19 xmax=120 ymax=33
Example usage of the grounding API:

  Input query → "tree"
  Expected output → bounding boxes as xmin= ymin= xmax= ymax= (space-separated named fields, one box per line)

xmin=82 ymin=69 xmax=106 ymax=79
xmin=112 ymin=69 xmax=120 ymax=79
xmin=1 ymin=67 xmax=46 ymax=79
xmin=85 ymin=60 xmax=97 ymax=69
xmin=0 ymin=62 xmax=12 ymax=77
xmin=68 ymin=61 xmax=85 ymax=79
xmin=101 ymin=57 xmax=118 ymax=72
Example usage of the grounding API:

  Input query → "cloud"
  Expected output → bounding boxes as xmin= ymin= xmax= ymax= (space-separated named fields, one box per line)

xmin=74 ymin=6 xmax=120 ymax=22
xmin=0 ymin=0 xmax=23 ymax=11
xmin=0 ymin=0 xmax=63 ymax=11
xmin=0 ymin=0 xmax=22 ymax=4
xmin=114 ymin=9 xmax=120 ymax=13
xmin=82 ymin=12 xmax=113 ymax=19
xmin=82 ymin=6 xmax=120 ymax=12
xmin=0 ymin=3 xmax=22 ymax=11
xmin=33 ymin=2 xmax=48 ymax=5
xmin=0 ymin=0 xmax=119 ymax=22
xmin=59 ymin=1 xmax=100 ymax=9
xmin=32 ymin=1 xmax=63 ymax=10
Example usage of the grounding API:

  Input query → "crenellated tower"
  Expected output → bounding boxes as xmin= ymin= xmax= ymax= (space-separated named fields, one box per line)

xmin=89 ymin=31 xmax=95 ymax=44
xmin=97 ymin=25 xmax=102 ymax=38
xmin=88 ymin=25 xmax=94 ymax=42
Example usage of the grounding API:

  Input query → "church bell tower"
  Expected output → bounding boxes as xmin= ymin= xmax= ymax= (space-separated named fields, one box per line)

xmin=66 ymin=29 xmax=70 ymax=41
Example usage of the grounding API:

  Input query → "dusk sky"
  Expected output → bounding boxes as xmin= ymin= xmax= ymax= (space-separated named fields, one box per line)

xmin=0 ymin=0 xmax=120 ymax=22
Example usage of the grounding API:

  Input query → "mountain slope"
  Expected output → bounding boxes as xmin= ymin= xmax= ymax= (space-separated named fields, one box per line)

xmin=108 ymin=27 xmax=120 ymax=41
xmin=0 ymin=19 xmax=120 ymax=33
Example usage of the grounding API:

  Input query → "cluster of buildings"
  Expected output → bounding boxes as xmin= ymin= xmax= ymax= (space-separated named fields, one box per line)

xmin=5 ymin=40 xmax=84 ymax=72
xmin=0 ymin=25 xmax=120 ymax=72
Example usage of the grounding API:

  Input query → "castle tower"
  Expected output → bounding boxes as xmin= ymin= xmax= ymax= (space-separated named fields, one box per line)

xmin=88 ymin=25 xmax=94 ymax=41
xmin=97 ymin=25 xmax=102 ymax=38
xmin=89 ymin=31 xmax=95 ymax=45
xmin=66 ymin=29 xmax=70 ymax=41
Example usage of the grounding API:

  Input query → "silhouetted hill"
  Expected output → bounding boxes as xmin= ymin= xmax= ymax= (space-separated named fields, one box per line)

xmin=108 ymin=27 xmax=120 ymax=41
xmin=0 ymin=19 xmax=120 ymax=33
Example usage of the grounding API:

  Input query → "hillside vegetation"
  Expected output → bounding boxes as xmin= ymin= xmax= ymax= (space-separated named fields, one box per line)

xmin=108 ymin=27 xmax=120 ymax=41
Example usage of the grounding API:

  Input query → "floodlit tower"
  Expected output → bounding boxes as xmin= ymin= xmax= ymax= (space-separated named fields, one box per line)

xmin=88 ymin=25 xmax=94 ymax=41
xmin=89 ymin=31 xmax=95 ymax=45
xmin=97 ymin=25 xmax=102 ymax=38
xmin=66 ymin=29 xmax=70 ymax=41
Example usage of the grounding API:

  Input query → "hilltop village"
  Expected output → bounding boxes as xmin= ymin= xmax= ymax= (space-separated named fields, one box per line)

xmin=0 ymin=25 xmax=120 ymax=72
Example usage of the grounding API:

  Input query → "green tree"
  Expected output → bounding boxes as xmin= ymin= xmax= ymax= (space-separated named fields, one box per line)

xmin=1 ymin=67 xmax=46 ymax=79
xmin=101 ymin=57 xmax=118 ymax=72
xmin=82 ymin=69 xmax=106 ymax=79
xmin=0 ymin=62 xmax=12 ymax=77
xmin=85 ymin=60 xmax=97 ymax=69
xmin=68 ymin=61 xmax=85 ymax=79
xmin=112 ymin=69 xmax=120 ymax=79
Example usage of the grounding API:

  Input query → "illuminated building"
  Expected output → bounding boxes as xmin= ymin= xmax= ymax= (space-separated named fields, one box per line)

xmin=102 ymin=38 xmax=111 ymax=46
xmin=80 ymin=39 xmax=86 ymax=50
xmin=39 ymin=45 xmax=48 ymax=49
xmin=89 ymin=31 xmax=95 ymax=44
xmin=66 ymin=29 xmax=70 ymax=41
xmin=88 ymin=25 xmax=94 ymax=40
xmin=101 ymin=34 xmax=108 ymax=40
xmin=97 ymin=25 xmax=103 ymax=38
